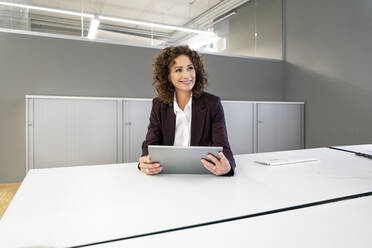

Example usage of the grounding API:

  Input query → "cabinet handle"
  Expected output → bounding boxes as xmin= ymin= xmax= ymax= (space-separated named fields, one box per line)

xmin=258 ymin=120 xmax=264 ymax=124
xmin=124 ymin=122 xmax=132 ymax=126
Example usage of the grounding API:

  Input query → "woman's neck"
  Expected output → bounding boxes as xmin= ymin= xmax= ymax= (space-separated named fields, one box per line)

xmin=175 ymin=91 xmax=192 ymax=111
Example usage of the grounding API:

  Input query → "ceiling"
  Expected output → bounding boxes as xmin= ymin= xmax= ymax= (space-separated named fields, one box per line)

xmin=27 ymin=0 xmax=222 ymax=27
xmin=1 ymin=0 xmax=250 ymax=46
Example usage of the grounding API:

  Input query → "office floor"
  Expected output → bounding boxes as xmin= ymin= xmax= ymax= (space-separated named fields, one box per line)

xmin=0 ymin=182 xmax=21 ymax=219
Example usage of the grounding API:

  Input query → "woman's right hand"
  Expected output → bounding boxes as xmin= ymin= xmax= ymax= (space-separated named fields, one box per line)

xmin=138 ymin=155 xmax=163 ymax=175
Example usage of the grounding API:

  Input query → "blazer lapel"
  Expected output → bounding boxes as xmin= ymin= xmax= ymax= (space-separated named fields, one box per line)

xmin=191 ymin=95 xmax=206 ymax=146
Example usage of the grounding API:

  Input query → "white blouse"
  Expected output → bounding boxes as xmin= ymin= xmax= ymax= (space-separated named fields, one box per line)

xmin=173 ymin=95 xmax=192 ymax=146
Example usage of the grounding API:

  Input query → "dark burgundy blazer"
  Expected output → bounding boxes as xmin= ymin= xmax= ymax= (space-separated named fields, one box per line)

xmin=142 ymin=92 xmax=236 ymax=175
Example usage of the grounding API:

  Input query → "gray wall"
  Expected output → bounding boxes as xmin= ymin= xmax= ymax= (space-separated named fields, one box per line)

xmin=284 ymin=0 xmax=372 ymax=148
xmin=0 ymin=31 xmax=284 ymax=183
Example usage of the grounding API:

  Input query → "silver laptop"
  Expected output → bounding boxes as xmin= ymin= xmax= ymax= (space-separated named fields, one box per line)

xmin=148 ymin=145 xmax=223 ymax=174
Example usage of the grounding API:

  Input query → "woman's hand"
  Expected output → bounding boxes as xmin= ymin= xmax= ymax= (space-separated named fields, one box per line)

xmin=138 ymin=155 xmax=163 ymax=175
xmin=201 ymin=151 xmax=231 ymax=176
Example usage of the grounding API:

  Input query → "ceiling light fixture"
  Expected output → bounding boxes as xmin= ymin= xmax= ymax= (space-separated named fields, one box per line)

xmin=0 ymin=2 xmax=93 ymax=18
xmin=0 ymin=1 xmax=213 ymax=35
xmin=87 ymin=16 xmax=100 ymax=39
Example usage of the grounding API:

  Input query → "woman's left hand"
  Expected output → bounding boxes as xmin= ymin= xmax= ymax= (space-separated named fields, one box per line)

xmin=201 ymin=151 xmax=231 ymax=176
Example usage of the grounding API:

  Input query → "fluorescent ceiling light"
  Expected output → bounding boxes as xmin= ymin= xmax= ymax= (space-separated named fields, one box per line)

xmin=0 ymin=2 xmax=93 ymax=18
xmin=0 ymin=1 xmax=214 ymax=35
xmin=87 ymin=17 xmax=100 ymax=39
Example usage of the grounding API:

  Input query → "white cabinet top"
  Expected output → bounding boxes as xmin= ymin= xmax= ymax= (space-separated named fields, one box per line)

xmin=25 ymin=94 xmax=150 ymax=101
xmin=25 ymin=95 xmax=305 ymax=104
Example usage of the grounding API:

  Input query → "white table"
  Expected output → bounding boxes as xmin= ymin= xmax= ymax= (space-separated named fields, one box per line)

xmin=0 ymin=147 xmax=371 ymax=247
xmin=92 ymin=196 xmax=372 ymax=248
xmin=332 ymin=144 xmax=372 ymax=154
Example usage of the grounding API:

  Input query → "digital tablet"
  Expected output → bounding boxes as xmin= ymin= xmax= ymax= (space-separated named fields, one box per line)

xmin=148 ymin=145 xmax=223 ymax=174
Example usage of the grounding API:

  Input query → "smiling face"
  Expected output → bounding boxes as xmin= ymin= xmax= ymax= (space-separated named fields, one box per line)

xmin=169 ymin=54 xmax=196 ymax=95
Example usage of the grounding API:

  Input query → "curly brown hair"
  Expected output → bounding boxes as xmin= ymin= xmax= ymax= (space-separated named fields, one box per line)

xmin=152 ymin=45 xmax=208 ymax=106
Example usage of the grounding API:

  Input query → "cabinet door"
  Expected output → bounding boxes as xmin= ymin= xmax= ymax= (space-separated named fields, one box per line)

xmin=222 ymin=102 xmax=254 ymax=155
xmin=30 ymin=98 xmax=121 ymax=169
xmin=257 ymin=103 xmax=304 ymax=153
xmin=123 ymin=100 xmax=152 ymax=162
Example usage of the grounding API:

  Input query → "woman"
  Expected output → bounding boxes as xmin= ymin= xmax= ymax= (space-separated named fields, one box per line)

xmin=139 ymin=45 xmax=236 ymax=176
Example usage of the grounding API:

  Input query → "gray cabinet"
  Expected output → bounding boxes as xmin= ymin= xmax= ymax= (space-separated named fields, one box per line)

xmin=26 ymin=96 xmax=304 ymax=171
xmin=222 ymin=102 xmax=255 ymax=154
xmin=123 ymin=99 xmax=152 ymax=163
xmin=26 ymin=97 xmax=122 ymax=170
xmin=257 ymin=103 xmax=304 ymax=153
xmin=222 ymin=102 xmax=304 ymax=155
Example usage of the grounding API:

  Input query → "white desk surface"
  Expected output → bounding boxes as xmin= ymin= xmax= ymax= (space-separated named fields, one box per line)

xmin=93 ymin=196 xmax=372 ymax=248
xmin=332 ymin=144 xmax=372 ymax=154
xmin=1 ymin=147 xmax=372 ymax=247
